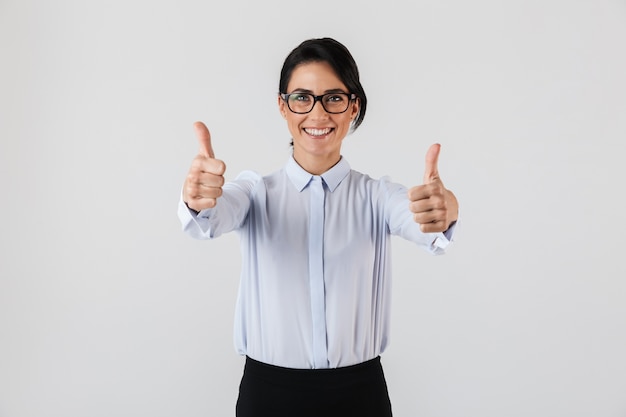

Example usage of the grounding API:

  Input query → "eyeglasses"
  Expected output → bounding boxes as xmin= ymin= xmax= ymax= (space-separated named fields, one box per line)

xmin=280 ymin=92 xmax=357 ymax=114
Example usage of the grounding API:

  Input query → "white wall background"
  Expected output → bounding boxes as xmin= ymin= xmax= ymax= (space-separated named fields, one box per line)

xmin=1 ymin=0 xmax=625 ymax=416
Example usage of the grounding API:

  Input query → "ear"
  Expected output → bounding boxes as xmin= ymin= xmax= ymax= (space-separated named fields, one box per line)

xmin=350 ymin=97 xmax=360 ymax=121
xmin=278 ymin=94 xmax=287 ymax=119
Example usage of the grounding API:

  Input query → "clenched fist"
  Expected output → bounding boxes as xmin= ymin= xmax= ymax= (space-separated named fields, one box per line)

xmin=408 ymin=144 xmax=458 ymax=233
xmin=183 ymin=121 xmax=226 ymax=212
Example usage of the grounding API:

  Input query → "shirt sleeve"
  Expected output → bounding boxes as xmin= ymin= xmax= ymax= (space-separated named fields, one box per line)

xmin=382 ymin=177 xmax=458 ymax=255
xmin=177 ymin=170 xmax=261 ymax=239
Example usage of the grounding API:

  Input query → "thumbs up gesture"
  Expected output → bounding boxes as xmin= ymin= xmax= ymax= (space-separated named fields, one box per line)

xmin=408 ymin=144 xmax=459 ymax=233
xmin=183 ymin=121 xmax=226 ymax=211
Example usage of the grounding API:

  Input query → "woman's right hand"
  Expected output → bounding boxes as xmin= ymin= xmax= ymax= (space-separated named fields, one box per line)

xmin=183 ymin=121 xmax=226 ymax=211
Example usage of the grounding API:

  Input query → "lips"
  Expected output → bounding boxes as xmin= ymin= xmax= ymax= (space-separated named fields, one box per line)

xmin=303 ymin=127 xmax=333 ymax=137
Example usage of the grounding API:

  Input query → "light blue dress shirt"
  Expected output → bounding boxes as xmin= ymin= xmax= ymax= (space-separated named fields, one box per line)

xmin=178 ymin=156 xmax=455 ymax=369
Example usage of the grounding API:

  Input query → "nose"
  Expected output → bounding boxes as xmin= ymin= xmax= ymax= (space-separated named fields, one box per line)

xmin=309 ymin=97 xmax=329 ymax=118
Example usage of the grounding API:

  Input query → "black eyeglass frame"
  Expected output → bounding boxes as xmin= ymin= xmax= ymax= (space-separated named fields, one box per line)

xmin=280 ymin=92 xmax=357 ymax=114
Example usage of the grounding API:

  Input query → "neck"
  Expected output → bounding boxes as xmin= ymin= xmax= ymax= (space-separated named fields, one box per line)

xmin=293 ymin=151 xmax=341 ymax=175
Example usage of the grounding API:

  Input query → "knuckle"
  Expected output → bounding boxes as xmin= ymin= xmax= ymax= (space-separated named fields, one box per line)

xmin=187 ymin=172 xmax=199 ymax=183
xmin=191 ymin=157 xmax=204 ymax=169
xmin=210 ymin=159 xmax=225 ymax=175
xmin=428 ymin=182 xmax=442 ymax=194
xmin=184 ymin=184 xmax=196 ymax=198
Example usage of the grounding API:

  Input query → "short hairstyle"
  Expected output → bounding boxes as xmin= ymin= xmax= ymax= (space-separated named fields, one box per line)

xmin=279 ymin=38 xmax=367 ymax=132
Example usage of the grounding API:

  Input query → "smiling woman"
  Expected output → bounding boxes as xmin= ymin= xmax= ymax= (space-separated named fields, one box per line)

xmin=278 ymin=61 xmax=359 ymax=175
xmin=178 ymin=37 xmax=459 ymax=417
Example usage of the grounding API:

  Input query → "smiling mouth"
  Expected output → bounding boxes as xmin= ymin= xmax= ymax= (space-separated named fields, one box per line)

xmin=304 ymin=127 xmax=333 ymax=137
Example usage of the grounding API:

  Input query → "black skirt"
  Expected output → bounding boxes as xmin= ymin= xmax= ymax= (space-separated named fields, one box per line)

xmin=236 ymin=356 xmax=393 ymax=417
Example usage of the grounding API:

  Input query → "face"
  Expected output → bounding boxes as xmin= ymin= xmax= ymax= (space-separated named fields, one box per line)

xmin=278 ymin=61 xmax=359 ymax=174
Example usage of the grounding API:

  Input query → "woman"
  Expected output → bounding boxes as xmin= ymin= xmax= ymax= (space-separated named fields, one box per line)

xmin=179 ymin=37 xmax=459 ymax=417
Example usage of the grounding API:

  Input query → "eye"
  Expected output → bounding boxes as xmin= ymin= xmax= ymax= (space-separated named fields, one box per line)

xmin=290 ymin=93 xmax=311 ymax=102
xmin=325 ymin=94 xmax=346 ymax=103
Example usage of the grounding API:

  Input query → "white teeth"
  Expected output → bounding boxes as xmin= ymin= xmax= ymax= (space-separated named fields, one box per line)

xmin=304 ymin=128 xmax=331 ymax=136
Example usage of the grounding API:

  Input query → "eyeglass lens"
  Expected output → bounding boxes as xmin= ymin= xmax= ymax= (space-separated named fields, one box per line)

xmin=287 ymin=93 xmax=351 ymax=114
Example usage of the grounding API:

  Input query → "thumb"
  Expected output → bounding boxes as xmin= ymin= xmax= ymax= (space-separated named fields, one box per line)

xmin=194 ymin=121 xmax=214 ymax=158
xmin=423 ymin=143 xmax=441 ymax=184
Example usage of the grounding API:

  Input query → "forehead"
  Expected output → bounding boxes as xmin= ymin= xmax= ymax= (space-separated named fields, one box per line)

xmin=287 ymin=61 xmax=347 ymax=92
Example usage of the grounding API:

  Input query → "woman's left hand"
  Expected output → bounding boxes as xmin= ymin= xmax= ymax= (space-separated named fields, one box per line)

xmin=407 ymin=144 xmax=459 ymax=233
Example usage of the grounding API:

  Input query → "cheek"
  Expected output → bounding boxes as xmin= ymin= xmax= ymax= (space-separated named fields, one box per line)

xmin=337 ymin=116 xmax=353 ymax=130
xmin=287 ymin=117 xmax=303 ymax=133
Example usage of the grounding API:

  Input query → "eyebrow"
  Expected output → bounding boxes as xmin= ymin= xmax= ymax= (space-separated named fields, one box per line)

xmin=290 ymin=88 xmax=348 ymax=94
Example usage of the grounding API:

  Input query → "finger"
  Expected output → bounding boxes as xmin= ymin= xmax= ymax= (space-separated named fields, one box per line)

xmin=190 ymin=185 xmax=223 ymax=200
xmin=413 ymin=209 xmax=443 ymax=225
xmin=407 ymin=182 xmax=443 ymax=202
xmin=196 ymin=171 xmax=225 ymax=188
xmin=184 ymin=181 xmax=222 ymax=204
xmin=423 ymin=143 xmax=441 ymax=184
xmin=409 ymin=199 xmax=436 ymax=214
xmin=194 ymin=121 xmax=214 ymax=158
xmin=419 ymin=219 xmax=446 ymax=234
xmin=407 ymin=184 xmax=429 ymax=202
xmin=187 ymin=170 xmax=225 ymax=191
xmin=197 ymin=186 xmax=223 ymax=199
xmin=187 ymin=197 xmax=218 ymax=211
xmin=192 ymin=156 xmax=226 ymax=176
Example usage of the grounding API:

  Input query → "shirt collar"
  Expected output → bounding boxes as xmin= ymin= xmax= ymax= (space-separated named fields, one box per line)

xmin=285 ymin=155 xmax=351 ymax=192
